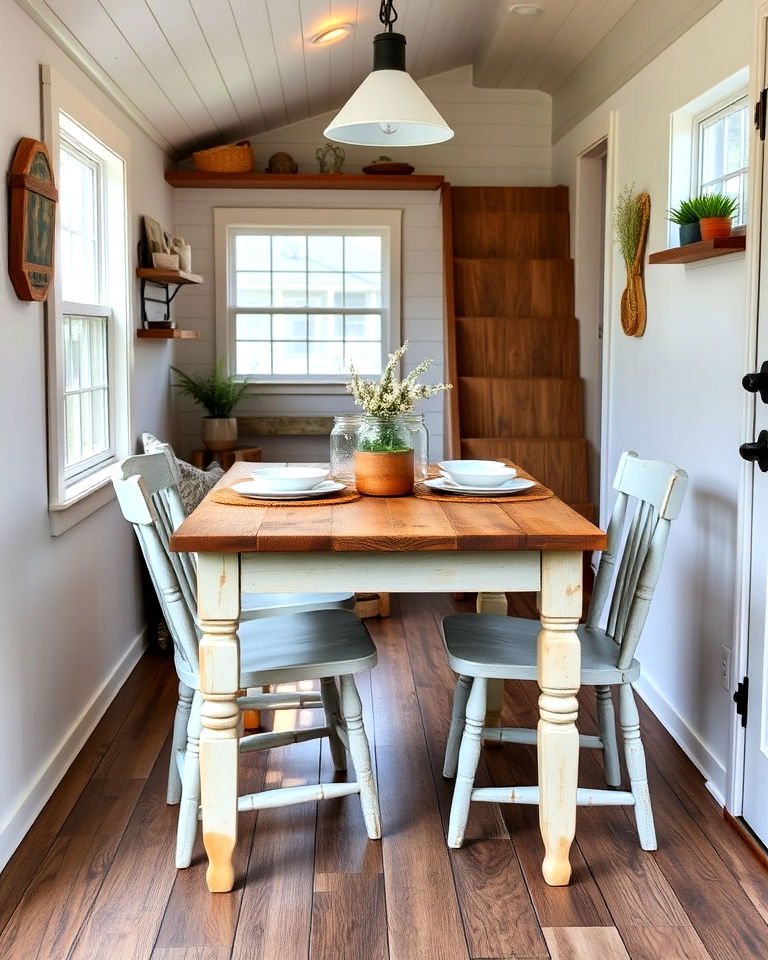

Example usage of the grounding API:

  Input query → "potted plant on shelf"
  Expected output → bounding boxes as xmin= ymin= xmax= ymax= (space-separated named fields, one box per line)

xmin=347 ymin=342 xmax=451 ymax=497
xmin=667 ymin=199 xmax=701 ymax=245
xmin=688 ymin=192 xmax=739 ymax=240
xmin=171 ymin=362 xmax=249 ymax=451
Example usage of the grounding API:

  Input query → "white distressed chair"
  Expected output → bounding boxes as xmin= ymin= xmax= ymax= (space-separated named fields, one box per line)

xmin=113 ymin=457 xmax=380 ymax=868
xmin=123 ymin=443 xmax=355 ymax=620
xmin=441 ymin=451 xmax=688 ymax=850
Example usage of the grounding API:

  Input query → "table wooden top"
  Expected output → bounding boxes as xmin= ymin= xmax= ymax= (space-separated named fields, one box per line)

xmin=170 ymin=462 xmax=607 ymax=554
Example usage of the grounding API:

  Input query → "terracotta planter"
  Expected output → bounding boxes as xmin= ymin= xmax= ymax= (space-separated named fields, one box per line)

xmin=354 ymin=450 xmax=414 ymax=497
xmin=699 ymin=216 xmax=732 ymax=240
xmin=201 ymin=416 xmax=237 ymax=451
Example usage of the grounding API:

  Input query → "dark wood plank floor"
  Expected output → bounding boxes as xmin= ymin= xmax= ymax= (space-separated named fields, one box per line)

xmin=2 ymin=593 xmax=767 ymax=960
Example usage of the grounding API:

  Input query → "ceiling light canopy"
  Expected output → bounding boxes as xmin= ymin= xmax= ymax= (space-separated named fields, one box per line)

xmin=324 ymin=0 xmax=454 ymax=148
xmin=508 ymin=4 xmax=543 ymax=14
xmin=311 ymin=23 xmax=353 ymax=45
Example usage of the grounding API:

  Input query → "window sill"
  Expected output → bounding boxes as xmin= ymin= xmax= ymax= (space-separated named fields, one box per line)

xmin=49 ymin=463 xmax=116 ymax=536
xmin=244 ymin=381 xmax=349 ymax=396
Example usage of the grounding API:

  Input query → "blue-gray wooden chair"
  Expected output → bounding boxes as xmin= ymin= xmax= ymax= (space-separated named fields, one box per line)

xmin=113 ymin=453 xmax=380 ymax=867
xmin=441 ymin=451 xmax=688 ymax=850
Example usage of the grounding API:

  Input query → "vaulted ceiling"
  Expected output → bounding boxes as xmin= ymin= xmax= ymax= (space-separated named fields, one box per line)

xmin=17 ymin=0 xmax=719 ymax=155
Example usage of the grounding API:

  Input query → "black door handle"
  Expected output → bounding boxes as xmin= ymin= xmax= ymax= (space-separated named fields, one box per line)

xmin=743 ymin=361 xmax=768 ymax=403
xmin=740 ymin=430 xmax=768 ymax=471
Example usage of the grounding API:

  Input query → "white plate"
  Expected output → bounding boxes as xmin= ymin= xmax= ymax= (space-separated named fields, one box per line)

xmin=231 ymin=479 xmax=346 ymax=500
xmin=424 ymin=476 xmax=535 ymax=497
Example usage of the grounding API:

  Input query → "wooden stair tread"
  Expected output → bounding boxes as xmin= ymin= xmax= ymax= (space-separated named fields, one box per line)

xmin=452 ymin=212 xmax=570 ymax=260
xmin=458 ymin=378 xmax=584 ymax=439
xmin=445 ymin=185 xmax=594 ymax=516
xmin=451 ymin=185 xmax=570 ymax=214
xmin=456 ymin=317 xmax=578 ymax=377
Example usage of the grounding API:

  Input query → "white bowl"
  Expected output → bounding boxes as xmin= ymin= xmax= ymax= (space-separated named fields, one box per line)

xmin=438 ymin=460 xmax=517 ymax=488
xmin=250 ymin=467 xmax=330 ymax=492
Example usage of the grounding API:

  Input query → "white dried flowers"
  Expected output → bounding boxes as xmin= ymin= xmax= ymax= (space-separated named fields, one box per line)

xmin=347 ymin=341 xmax=452 ymax=416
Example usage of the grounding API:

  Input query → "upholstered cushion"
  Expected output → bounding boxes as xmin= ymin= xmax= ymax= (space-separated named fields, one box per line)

xmin=140 ymin=432 xmax=223 ymax=513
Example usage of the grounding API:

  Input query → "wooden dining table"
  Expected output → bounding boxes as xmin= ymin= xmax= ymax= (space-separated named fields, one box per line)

xmin=170 ymin=461 xmax=606 ymax=893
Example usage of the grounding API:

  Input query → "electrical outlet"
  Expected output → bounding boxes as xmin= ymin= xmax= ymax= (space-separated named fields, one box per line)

xmin=721 ymin=646 xmax=732 ymax=691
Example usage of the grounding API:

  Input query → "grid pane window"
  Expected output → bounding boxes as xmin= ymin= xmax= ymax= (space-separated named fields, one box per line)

xmin=58 ymin=121 xmax=113 ymax=480
xmin=62 ymin=314 xmax=110 ymax=468
xmin=231 ymin=228 xmax=386 ymax=378
xmin=697 ymin=97 xmax=749 ymax=225
xmin=59 ymin=144 xmax=100 ymax=304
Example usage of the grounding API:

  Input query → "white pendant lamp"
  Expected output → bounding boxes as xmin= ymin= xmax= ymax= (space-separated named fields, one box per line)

xmin=324 ymin=0 xmax=454 ymax=147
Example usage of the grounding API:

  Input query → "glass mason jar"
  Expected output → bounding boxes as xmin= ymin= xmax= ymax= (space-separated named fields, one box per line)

xmin=329 ymin=414 xmax=361 ymax=482
xmin=354 ymin=413 xmax=429 ymax=496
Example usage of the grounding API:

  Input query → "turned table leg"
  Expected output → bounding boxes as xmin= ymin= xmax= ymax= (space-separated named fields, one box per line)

xmin=198 ymin=553 xmax=241 ymax=893
xmin=537 ymin=551 xmax=582 ymax=886
xmin=477 ymin=592 xmax=508 ymax=731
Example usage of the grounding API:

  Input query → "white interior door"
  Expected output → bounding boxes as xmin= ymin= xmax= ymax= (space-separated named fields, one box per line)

xmin=741 ymin=11 xmax=768 ymax=845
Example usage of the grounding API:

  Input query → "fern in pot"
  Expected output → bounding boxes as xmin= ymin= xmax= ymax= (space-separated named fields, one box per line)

xmin=171 ymin=362 xmax=249 ymax=451
xmin=347 ymin=342 xmax=451 ymax=496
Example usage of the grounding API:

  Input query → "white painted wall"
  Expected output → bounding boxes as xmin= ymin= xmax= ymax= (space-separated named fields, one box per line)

xmin=552 ymin=0 xmax=751 ymax=799
xmin=171 ymin=66 xmax=552 ymax=459
xmin=0 ymin=0 xmax=173 ymax=869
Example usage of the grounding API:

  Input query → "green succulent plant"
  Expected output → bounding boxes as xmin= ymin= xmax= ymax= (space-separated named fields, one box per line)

xmin=171 ymin=362 xmax=249 ymax=418
xmin=686 ymin=192 xmax=739 ymax=220
xmin=667 ymin=198 xmax=701 ymax=225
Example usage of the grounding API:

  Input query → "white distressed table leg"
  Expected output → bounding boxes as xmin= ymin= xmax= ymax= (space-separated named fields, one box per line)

xmin=477 ymin=592 xmax=507 ymax=730
xmin=198 ymin=552 xmax=241 ymax=893
xmin=537 ymin=550 xmax=582 ymax=887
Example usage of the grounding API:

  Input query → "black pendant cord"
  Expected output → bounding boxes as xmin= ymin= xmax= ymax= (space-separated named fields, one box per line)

xmin=379 ymin=0 xmax=398 ymax=31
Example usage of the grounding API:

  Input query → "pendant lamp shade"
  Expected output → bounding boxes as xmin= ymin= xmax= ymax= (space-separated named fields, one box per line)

xmin=324 ymin=32 xmax=454 ymax=147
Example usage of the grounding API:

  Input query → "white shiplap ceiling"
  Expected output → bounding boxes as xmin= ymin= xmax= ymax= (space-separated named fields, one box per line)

xmin=18 ymin=0 xmax=660 ymax=155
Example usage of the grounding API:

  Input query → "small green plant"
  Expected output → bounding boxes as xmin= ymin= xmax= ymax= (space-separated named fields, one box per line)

xmin=612 ymin=184 xmax=645 ymax=268
xmin=667 ymin=198 xmax=700 ymax=225
xmin=686 ymin=192 xmax=739 ymax=220
xmin=358 ymin=419 xmax=412 ymax=454
xmin=348 ymin=341 xmax=452 ymax=453
xmin=171 ymin=362 xmax=249 ymax=417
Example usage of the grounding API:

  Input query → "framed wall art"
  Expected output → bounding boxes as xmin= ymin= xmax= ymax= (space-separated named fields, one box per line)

xmin=8 ymin=138 xmax=58 ymax=301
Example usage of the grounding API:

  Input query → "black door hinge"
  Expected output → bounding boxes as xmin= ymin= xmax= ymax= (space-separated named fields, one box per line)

xmin=755 ymin=89 xmax=767 ymax=141
xmin=734 ymin=676 xmax=749 ymax=728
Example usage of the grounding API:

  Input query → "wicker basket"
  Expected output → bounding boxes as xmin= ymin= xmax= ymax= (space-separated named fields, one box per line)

xmin=192 ymin=140 xmax=253 ymax=173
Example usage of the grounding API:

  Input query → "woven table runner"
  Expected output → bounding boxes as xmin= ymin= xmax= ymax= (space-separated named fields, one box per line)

xmin=413 ymin=481 xmax=553 ymax=504
xmin=209 ymin=485 xmax=361 ymax=507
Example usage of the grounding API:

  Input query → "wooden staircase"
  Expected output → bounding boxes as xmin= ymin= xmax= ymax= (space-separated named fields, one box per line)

xmin=443 ymin=185 xmax=594 ymax=522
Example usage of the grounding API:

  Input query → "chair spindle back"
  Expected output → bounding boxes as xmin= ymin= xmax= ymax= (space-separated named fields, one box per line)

xmin=113 ymin=471 xmax=200 ymax=677
xmin=117 ymin=450 xmax=198 ymax=618
xmin=586 ymin=451 xmax=688 ymax=670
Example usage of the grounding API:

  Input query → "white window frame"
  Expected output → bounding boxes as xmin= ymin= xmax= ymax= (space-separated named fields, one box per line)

xmin=692 ymin=94 xmax=749 ymax=225
xmin=214 ymin=207 xmax=402 ymax=393
xmin=42 ymin=65 xmax=132 ymax=535
xmin=668 ymin=68 xmax=749 ymax=247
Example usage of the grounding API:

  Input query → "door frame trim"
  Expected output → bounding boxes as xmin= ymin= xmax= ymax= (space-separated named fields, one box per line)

xmin=726 ymin=0 xmax=768 ymax=815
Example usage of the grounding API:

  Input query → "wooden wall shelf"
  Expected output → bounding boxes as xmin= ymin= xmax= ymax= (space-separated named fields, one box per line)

xmin=136 ymin=267 xmax=203 ymax=284
xmin=648 ymin=236 xmax=746 ymax=264
xmin=164 ymin=171 xmax=444 ymax=191
xmin=136 ymin=328 xmax=200 ymax=339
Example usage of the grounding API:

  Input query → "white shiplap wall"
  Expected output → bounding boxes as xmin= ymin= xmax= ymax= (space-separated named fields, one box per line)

xmin=171 ymin=188 xmax=445 ymax=461
xmin=171 ymin=66 xmax=552 ymax=460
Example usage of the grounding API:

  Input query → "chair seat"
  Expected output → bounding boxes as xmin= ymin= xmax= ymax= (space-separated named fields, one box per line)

xmin=442 ymin=614 xmax=640 ymax=686
xmin=178 ymin=609 xmax=376 ymax=689
xmin=240 ymin=592 xmax=355 ymax=619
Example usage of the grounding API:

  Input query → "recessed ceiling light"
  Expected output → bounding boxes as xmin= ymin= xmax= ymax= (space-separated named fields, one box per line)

xmin=310 ymin=23 xmax=353 ymax=45
xmin=509 ymin=3 xmax=542 ymax=14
